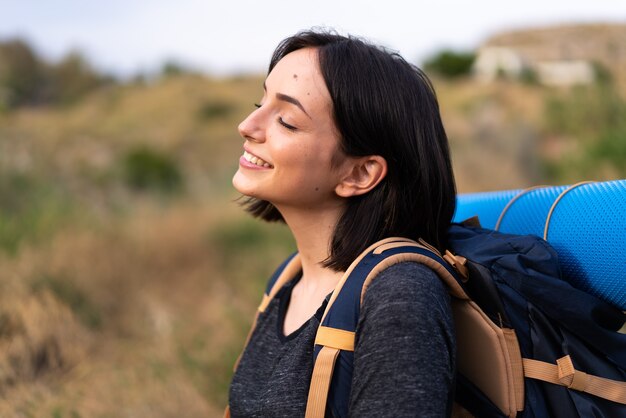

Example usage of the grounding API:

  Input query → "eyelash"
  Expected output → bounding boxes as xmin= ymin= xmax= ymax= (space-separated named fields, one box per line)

xmin=278 ymin=117 xmax=297 ymax=131
xmin=253 ymin=103 xmax=298 ymax=131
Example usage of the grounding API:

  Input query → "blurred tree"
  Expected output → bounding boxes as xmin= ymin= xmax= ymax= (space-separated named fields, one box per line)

xmin=0 ymin=39 xmax=113 ymax=109
xmin=46 ymin=50 xmax=113 ymax=105
xmin=0 ymin=38 xmax=46 ymax=108
xmin=423 ymin=49 xmax=476 ymax=78
xmin=161 ymin=60 xmax=191 ymax=77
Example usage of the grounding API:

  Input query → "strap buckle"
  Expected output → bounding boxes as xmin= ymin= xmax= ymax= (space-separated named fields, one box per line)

xmin=557 ymin=355 xmax=589 ymax=391
xmin=443 ymin=250 xmax=469 ymax=281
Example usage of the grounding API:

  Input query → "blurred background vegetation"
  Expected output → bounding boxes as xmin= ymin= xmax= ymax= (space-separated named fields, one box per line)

xmin=0 ymin=23 xmax=625 ymax=417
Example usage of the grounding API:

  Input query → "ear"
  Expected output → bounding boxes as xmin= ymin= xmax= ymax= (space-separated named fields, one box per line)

xmin=335 ymin=155 xmax=387 ymax=198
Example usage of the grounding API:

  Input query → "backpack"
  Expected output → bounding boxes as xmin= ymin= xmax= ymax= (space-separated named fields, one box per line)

xmin=227 ymin=180 xmax=626 ymax=417
xmin=253 ymin=226 xmax=626 ymax=418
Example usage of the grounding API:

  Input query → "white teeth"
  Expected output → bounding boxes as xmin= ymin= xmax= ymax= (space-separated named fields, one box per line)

xmin=243 ymin=150 xmax=272 ymax=168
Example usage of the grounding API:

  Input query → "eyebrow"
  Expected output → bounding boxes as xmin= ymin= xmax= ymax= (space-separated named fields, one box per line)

xmin=263 ymin=82 xmax=311 ymax=119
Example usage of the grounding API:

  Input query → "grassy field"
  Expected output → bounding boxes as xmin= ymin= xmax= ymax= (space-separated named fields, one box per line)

xmin=0 ymin=72 xmax=624 ymax=417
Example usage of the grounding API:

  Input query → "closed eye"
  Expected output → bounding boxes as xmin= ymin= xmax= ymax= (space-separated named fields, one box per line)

xmin=278 ymin=117 xmax=297 ymax=131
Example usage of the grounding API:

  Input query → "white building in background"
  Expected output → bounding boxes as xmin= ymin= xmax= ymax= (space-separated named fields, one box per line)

xmin=473 ymin=47 xmax=527 ymax=82
xmin=473 ymin=47 xmax=596 ymax=86
xmin=535 ymin=61 xmax=595 ymax=86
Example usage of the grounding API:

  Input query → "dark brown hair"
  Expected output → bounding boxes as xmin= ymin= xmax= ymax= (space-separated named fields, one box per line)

xmin=242 ymin=30 xmax=456 ymax=271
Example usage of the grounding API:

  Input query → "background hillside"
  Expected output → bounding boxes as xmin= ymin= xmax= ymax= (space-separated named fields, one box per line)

xmin=0 ymin=23 xmax=625 ymax=417
xmin=484 ymin=23 xmax=626 ymax=87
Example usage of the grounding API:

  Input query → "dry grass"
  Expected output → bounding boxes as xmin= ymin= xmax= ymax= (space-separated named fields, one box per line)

xmin=0 ymin=199 xmax=295 ymax=417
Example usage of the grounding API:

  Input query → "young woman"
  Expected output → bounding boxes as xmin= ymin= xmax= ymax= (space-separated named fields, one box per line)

xmin=229 ymin=30 xmax=457 ymax=417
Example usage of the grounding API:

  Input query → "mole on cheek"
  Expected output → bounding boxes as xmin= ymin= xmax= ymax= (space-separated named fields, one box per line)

xmin=315 ymin=187 xmax=319 ymax=192
xmin=293 ymin=74 xmax=298 ymax=80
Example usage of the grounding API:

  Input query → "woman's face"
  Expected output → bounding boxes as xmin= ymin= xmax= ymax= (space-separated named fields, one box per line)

xmin=233 ymin=48 xmax=350 ymax=212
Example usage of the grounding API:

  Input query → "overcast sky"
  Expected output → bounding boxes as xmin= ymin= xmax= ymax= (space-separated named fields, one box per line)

xmin=1 ymin=1 xmax=624 ymax=77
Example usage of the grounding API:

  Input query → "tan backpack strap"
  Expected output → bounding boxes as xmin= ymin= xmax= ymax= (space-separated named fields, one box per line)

xmin=304 ymin=238 xmax=415 ymax=418
xmin=502 ymin=329 xmax=525 ymax=412
xmin=315 ymin=326 xmax=355 ymax=351
xmin=305 ymin=346 xmax=341 ymax=418
xmin=361 ymin=249 xmax=470 ymax=303
xmin=307 ymin=237 xmax=466 ymax=418
xmin=523 ymin=355 xmax=626 ymax=404
xmin=443 ymin=250 xmax=468 ymax=280
xmin=260 ymin=254 xmax=303 ymax=312
xmin=232 ymin=311 xmax=261 ymax=371
xmin=233 ymin=254 xmax=303 ymax=371
xmin=319 ymin=237 xmax=412 ymax=324
xmin=227 ymin=254 xmax=304 ymax=414
xmin=460 ymin=215 xmax=482 ymax=228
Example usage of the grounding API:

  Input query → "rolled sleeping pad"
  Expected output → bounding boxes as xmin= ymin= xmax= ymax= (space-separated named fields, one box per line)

xmin=544 ymin=180 xmax=626 ymax=310
xmin=453 ymin=189 xmax=522 ymax=229
xmin=496 ymin=184 xmax=571 ymax=237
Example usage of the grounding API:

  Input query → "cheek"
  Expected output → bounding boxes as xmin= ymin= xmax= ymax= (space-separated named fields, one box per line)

xmin=273 ymin=140 xmax=309 ymax=165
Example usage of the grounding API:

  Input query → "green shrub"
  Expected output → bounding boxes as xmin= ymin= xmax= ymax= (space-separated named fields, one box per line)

xmin=0 ymin=173 xmax=70 ymax=253
xmin=161 ymin=60 xmax=194 ymax=77
xmin=544 ymin=85 xmax=626 ymax=136
xmin=519 ymin=68 xmax=539 ymax=85
xmin=588 ymin=129 xmax=626 ymax=175
xmin=209 ymin=217 xmax=294 ymax=254
xmin=31 ymin=275 xmax=102 ymax=330
xmin=542 ymin=84 xmax=626 ymax=181
xmin=207 ymin=217 xmax=295 ymax=291
xmin=592 ymin=62 xmax=613 ymax=85
xmin=197 ymin=100 xmax=235 ymax=120
xmin=122 ymin=147 xmax=183 ymax=193
xmin=424 ymin=50 xmax=475 ymax=78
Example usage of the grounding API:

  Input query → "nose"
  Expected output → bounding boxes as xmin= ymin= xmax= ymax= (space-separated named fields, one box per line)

xmin=238 ymin=108 xmax=265 ymax=143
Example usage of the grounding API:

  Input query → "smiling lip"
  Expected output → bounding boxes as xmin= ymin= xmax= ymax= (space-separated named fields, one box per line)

xmin=240 ymin=149 xmax=273 ymax=170
xmin=239 ymin=155 xmax=270 ymax=170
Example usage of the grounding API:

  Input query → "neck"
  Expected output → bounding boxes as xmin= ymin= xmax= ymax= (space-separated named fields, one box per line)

xmin=278 ymin=203 xmax=345 ymax=292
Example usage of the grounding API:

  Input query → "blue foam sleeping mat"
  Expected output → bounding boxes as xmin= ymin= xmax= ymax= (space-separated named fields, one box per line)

xmin=453 ymin=180 xmax=626 ymax=311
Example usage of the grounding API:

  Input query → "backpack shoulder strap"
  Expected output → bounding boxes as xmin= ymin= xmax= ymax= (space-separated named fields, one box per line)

xmin=225 ymin=252 xmax=302 ymax=418
xmin=259 ymin=252 xmax=301 ymax=312
xmin=305 ymin=237 xmax=462 ymax=418
xmin=232 ymin=252 xmax=301 ymax=372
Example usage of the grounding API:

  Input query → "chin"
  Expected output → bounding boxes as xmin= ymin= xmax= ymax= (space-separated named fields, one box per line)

xmin=232 ymin=171 xmax=258 ymax=198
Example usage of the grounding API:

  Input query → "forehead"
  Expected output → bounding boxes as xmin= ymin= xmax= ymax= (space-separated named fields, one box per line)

xmin=265 ymin=48 xmax=331 ymax=111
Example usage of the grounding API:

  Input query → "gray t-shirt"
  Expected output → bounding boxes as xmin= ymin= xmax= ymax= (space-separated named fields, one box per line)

xmin=229 ymin=262 xmax=456 ymax=417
